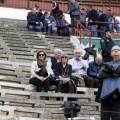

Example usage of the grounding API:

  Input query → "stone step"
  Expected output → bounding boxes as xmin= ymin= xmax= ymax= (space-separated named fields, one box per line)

xmin=0 ymin=96 xmax=100 ymax=110
xmin=0 ymin=82 xmax=35 ymax=91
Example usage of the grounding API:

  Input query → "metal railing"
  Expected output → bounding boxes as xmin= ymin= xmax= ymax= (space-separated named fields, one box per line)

xmin=74 ymin=19 xmax=120 ymax=46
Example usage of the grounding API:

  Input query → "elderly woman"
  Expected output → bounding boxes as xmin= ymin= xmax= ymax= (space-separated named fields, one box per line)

xmin=29 ymin=50 xmax=51 ymax=92
xmin=55 ymin=54 xmax=74 ymax=93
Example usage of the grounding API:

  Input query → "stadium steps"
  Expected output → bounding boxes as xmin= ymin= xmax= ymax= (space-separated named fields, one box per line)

xmin=0 ymin=18 xmax=100 ymax=120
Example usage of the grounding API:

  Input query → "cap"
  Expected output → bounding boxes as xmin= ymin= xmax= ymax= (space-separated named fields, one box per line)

xmin=107 ymin=8 xmax=111 ymax=11
xmin=105 ymin=28 xmax=112 ymax=33
xmin=35 ymin=4 xmax=39 ymax=7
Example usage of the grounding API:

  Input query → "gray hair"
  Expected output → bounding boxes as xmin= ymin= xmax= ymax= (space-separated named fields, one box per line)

xmin=111 ymin=45 xmax=120 ymax=52
xmin=74 ymin=49 xmax=83 ymax=54
xmin=54 ymin=48 xmax=63 ymax=54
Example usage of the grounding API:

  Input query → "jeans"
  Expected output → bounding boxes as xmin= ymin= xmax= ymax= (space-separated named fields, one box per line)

xmin=101 ymin=101 xmax=120 ymax=120
xmin=29 ymin=77 xmax=50 ymax=92
xmin=98 ymin=26 xmax=107 ymax=37
xmin=88 ymin=25 xmax=98 ymax=37
xmin=28 ymin=25 xmax=41 ymax=32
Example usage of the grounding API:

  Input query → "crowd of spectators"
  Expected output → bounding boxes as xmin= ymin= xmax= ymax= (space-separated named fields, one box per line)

xmin=29 ymin=48 xmax=103 ymax=93
xmin=26 ymin=0 xmax=120 ymax=37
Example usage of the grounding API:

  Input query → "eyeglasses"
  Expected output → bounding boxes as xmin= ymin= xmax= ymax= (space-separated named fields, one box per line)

xmin=61 ymin=56 xmax=68 ymax=58
xmin=38 ymin=54 xmax=45 ymax=56
xmin=75 ymin=52 xmax=81 ymax=54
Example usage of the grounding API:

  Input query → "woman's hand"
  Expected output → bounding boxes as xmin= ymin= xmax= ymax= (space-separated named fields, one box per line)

xmin=35 ymin=68 xmax=41 ymax=73
xmin=38 ymin=76 xmax=47 ymax=81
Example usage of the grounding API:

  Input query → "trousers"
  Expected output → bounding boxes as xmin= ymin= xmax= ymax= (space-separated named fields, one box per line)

xmin=29 ymin=77 xmax=50 ymax=92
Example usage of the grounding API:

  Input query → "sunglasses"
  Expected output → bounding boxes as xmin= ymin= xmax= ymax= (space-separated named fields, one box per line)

xmin=61 ymin=56 xmax=68 ymax=58
xmin=38 ymin=54 xmax=45 ymax=56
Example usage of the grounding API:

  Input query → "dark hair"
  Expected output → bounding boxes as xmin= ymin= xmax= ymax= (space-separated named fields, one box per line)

xmin=81 ymin=8 xmax=86 ymax=11
xmin=59 ymin=14 xmax=64 ymax=19
xmin=36 ymin=50 xmax=47 ymax=60
xmin=85 ymin=4 xmax=92 ymax=9
xmin=111 ymin=13 xmax=115 ymax=17
xmin=44 ymin=12 xmax=49 ymax=16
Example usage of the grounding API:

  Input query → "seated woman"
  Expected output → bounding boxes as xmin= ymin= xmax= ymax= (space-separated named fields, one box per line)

xmin=55 ymin=54 xmax=74 ymax=93
xmin=29 ymin=50 xmax=51 ymax=92
xmin=57 ymin=14 xmax=71 ymax=36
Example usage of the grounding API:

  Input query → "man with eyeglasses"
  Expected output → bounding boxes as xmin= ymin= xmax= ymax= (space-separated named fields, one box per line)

xmin=100 ymin=28 xmax=115 ymax=63
xmin=97 ymin=45 xmax=120 ymax=120
xmin=69 ymin=49 xmax=94 ymax=88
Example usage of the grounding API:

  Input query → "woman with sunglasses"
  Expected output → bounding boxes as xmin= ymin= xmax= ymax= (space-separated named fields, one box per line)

xmin=29 ymin=50 xmax=51 ymax=92
xmin=55 ymin=54 xmax=74 ymax=93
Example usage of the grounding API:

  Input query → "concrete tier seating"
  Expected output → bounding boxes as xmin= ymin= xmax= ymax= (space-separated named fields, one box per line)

xmin=0 ymin=18 xmax=100 ymax=120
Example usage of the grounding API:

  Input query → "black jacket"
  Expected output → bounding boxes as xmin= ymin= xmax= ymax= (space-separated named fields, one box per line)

xmin=55 ymin=62 xmax=72 ymax=78
xmin=87 ymin=9 xmax=98 ymax=26
xmin=97 ymin=13 xmax=108 ymax=29
xmin=100 ymin=36 xmax=115 ymax=56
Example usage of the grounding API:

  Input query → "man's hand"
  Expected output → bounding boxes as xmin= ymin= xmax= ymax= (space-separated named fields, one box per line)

xmin=89 ymin=20 xmax=92 ymax=23
xmin=67 ymin=11 xmax=70 ymax=14
xmin=97 ymin=74 xmax=100 ymax=78
xmin=36 ymin=22 xmax=39 ymax=24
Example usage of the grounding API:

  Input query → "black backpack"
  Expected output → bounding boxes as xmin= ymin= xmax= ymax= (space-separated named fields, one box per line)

xmin=61 ymin=101 xmax=80 ymax=119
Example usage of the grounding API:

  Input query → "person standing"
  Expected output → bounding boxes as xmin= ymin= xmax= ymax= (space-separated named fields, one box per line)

xmin=98 ymin=45 xmax=120 ymax=120
xmin=85 ymin=4 xmax=98 ymax=37
xmin=100 ymin=28 xmax=115 ymax=62
xmin=67 ymin=0 xmax=80 ymax=35
xmin=97 ymin=8 xmax=108 ymax=37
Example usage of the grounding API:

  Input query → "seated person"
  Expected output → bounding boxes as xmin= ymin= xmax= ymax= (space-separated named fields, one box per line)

xmin=47 ymin=48 xmax=63 ymax=86
xmin=55 ymin=54 xmax=74 ymax=93
xmin=80 ymin=8 xmax=87 ymax=28
xmin=87 ymin=55 xmax=104 ymax=88
xmin=44 ymin=12 xmax=57 ymax=35
xmin=27 ymin=8 xmax=42 ymax=32
xmin=69 ymin=49 xmax=94 ymax=88
xmin=57 ymin=14 xmax=71 ymax=36
xmin=37 ymin=9 xmax=44 ymax=29
xmin=29 ymin=50 xmax=51 ymax=92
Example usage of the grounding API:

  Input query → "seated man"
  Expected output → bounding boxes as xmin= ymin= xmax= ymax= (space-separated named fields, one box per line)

xmin=47 ymin=48 xmax=63 ymax=86
xmin=27 ymin=8 xmax=41 ymax=32
xmin=69 ymin=49 xmax=94 ymax=88
xmin=57 ymin=14 xmax=71 ymax=36
xmin=87 ymin=54 xmax=104 ymax=88
xmin=44 ymin=12 xmax=57 ymax=35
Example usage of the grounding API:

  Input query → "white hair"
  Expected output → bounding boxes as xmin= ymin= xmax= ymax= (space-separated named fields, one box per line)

xmin=54 ymin=48 xmax=63 ymax=54
xmin=74 ymin=49 xmax=83 ymax=54
xmin=111 ymin=45 xmax=120 ymax=51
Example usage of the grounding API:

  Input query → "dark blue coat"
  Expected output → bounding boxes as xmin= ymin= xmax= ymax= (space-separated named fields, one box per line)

xmin=97 ymin=13 xmax=108 ymax=28
xmin=27 ymin=12 xmax=38 ymax=26
xmin=57 ymin=19 xmax=71 ymax=30
xmin=87 ymin=9 xmax=98 ymax=26
xmin=87 ymin=61 xmax=104 ymax=78
xmin=44 ymin=15 xmax=56 ymax=32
